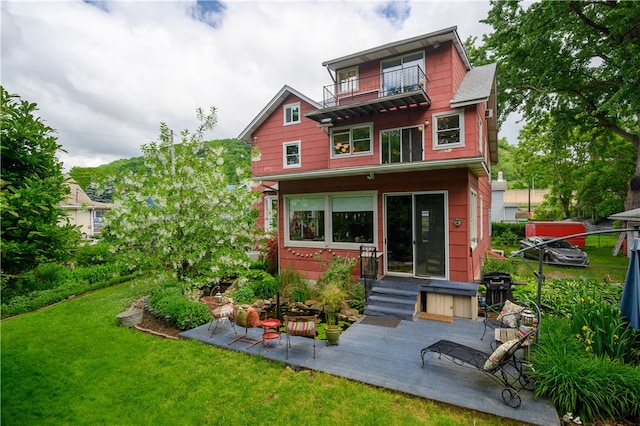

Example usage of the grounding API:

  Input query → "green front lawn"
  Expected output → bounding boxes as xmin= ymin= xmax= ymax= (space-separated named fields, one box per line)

xmin=1 ymin=279 xmax=520 ymax=426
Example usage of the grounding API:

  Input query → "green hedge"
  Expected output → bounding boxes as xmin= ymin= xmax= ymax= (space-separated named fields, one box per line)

xmin=490 ymin=222 xmax=526 ymax=246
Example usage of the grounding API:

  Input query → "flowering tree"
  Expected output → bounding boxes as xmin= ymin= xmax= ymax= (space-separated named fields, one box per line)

xmin=106 ymin=108 xmax=260 ymax=288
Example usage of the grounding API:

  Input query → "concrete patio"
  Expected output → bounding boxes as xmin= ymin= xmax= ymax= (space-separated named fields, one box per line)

xmin=180 ymin=315 xmax=560 ymax=426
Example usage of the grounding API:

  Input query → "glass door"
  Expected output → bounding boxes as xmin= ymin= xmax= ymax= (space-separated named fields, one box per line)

xmin=414 ymin=193 xmax=446 ymax=277
xmin=385 ymin=193 xmax=447 ymax=278
xmin=385 ymin=195 xmax=413 ymax=274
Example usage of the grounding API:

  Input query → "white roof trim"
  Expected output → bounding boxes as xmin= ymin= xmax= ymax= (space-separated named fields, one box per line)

xmin=238 ymin=85 xmax=321 ymax=141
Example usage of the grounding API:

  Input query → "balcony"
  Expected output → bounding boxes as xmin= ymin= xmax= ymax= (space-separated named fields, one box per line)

xmin=306 ymin=66 xmax=430 ymax=124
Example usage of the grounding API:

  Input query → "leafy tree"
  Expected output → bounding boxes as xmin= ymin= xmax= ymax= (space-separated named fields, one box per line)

xmin=1 ymin=87 xmax=80 ymax=280
xmin=105 ymin=108 xmax=260 ymax=288
xmin=475 ymin=0 xmax=640 ymax=210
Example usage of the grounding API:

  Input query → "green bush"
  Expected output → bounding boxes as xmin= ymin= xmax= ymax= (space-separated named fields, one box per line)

xmin=480 ymin=257 xmax=518 ymax=277
xmin=148 ymin=281 xmax=210 ymax=330
xmin=533 ymin=317 xmax=640 ymax=422
xmin=277 ymin=268 xmax=311 ymax=303
xmin=72 ymin=262 xmax=129 ymax=284
xmin=28 ymin=262 xmax=74 ymax=292
xmin=230 ymin=284 xmax=255 ymax=304
xmin=245 ymin=270 xmax=277 ymax=299
xmin=74 ymin=241 xmax=114 ymax=267
xmin=490 ymin=222 xmax=525 ymax=245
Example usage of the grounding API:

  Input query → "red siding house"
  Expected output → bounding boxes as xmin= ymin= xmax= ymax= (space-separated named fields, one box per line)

xmin=239 ymin=27 xmax=497 ymax=320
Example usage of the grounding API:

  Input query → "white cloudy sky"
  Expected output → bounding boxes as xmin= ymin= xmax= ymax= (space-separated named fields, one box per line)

xmin=1 ymin=0 xmax=520 ymax=171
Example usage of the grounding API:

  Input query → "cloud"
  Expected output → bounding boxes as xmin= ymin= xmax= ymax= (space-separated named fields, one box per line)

xmin=1 ymin=0 xmax=517 ymax=171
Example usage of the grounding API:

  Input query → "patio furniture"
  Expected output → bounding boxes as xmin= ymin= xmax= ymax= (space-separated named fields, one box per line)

xmin=228 ymin=306 xmax=262 ymax=349
xmin=284 ymin=314 xmax=318 ymax=359
xmin=480 ymin=272 xmax=517 ymax=340
xmin=202 ymin=298 xmax=236 ymax=337
xmin=420 ymin=330 xmax=536 ymax=408
xmin=261 ymin=318 xmax=281 ymax=351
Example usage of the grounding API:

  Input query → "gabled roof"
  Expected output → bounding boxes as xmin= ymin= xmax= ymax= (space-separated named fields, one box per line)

xmin=62 ymin=178 xmax=111 ymax=209
xmin=238 ymin=85 xmax=321 ymax=142
xmin=450 ymin=63 xmax=497 ymax=108
xmin=450 ymin=63 xmax=499 ymax=164
xmin=322 ymin=26 xmax=471 ymax=71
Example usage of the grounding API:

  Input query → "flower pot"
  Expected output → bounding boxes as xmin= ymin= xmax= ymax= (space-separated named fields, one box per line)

xmin=325 ymin=326 xmax=341 ymax=345
xmin=117 ymin=308 xmax=143 ymax=327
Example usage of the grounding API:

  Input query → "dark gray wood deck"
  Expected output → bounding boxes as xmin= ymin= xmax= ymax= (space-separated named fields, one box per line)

xmin=180 ymin=315 xmax=560 ymax=426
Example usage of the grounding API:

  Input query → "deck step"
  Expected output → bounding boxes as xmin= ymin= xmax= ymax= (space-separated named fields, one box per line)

xmin=363 ymin=278 xmax=420 ymax=321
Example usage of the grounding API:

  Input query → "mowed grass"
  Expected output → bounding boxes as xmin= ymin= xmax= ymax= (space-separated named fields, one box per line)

xmin=1 ymin=279 xmax=524 ymax=426
xmin=500 ymin=234 xmax=630 ymax=284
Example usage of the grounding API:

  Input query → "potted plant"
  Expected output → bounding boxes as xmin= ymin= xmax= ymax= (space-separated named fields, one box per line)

xmin=317 ymin=281 xmax=347 ymax=345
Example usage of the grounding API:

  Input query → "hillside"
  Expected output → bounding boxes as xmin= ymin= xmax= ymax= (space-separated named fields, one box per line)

xmin=68 ymin=138 xmax=250 ymax=203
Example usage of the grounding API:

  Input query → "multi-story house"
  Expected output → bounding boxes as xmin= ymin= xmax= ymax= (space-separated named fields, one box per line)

xmin=240 ymin=27 xmax=497 ymax=319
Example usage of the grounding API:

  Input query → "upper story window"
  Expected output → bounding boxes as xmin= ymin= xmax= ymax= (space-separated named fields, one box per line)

xmin=331 ymin=124 xmax=373 ymax=157
xmin=381 ymin=127 xmax=422 ymax=164
xmin=283 ymin=102 xmax=300 ymax=125
xmin=283 ymin=141 xmax=301 ymax=168
xmin=338 ymin=67 xmax=359 ymax=95
xmin=433 ymin=110 xmax=465 ymax=149
xmin=381 ymin=51 xmax=425 ymax=96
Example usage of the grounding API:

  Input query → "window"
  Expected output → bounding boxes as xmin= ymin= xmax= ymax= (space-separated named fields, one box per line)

xmin=283 ymin=102 xmax=300 ymax=125
xmin=381 ymin=127 xmax=422 ymax=164
xmin=283 ymin=141 xmax=301 ymax=168
xmin=288 ymin=197 xmax=325 ymax=242
xmin=332 ymin=124 xmax=372 ymax=157
xmin=331 ymin=196 xmax=374 ymax=244
xmin=470 ymin=189 xmax=478 ymax=249
xmin=338 ymin=67 xmax=358 ymax=94
xmin=433 ymin=110 xmax=464 ymax=148
xmin=285 ymin=193 xmax=376 ymax=247
xmin=264 ymin=196 xmax=278 ymax=234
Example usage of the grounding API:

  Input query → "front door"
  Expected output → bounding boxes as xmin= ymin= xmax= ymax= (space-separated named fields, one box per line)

xmin=385 ymin=193 xmax=447 ymax=278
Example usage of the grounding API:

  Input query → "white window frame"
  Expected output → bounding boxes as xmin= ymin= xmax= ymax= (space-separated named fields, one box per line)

xmin=264 ymin=195 xmax=278 ymax=235
xmin=480 ymin=195 xmax=484 ymax=242
xmin=470 ymin=189 xmax=478 ymax=250
xmin=284 ymin=191 xmax=378 ymax=249
xmin=433 ymin=110 xmax=465 ymax=149
xmin=338 ymin=67 xmax=359 ymax=94
xmin=283 ymin=140 xmax=301 ymax=168
xmin=283 ymin=102 xmax=301 ymax=126
xmin=478 ymin=112 xmax=484 ymax=154
xmin=330 ymin=123 xmax=373 ymax=158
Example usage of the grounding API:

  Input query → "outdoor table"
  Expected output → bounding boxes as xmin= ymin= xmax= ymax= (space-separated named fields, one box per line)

xmin=261 ymin=318 xmax=281 ymax=351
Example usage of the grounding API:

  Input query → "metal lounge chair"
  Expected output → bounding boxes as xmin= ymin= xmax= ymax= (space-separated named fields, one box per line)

xmin=420 ymin=330 xmax=536 ymax=408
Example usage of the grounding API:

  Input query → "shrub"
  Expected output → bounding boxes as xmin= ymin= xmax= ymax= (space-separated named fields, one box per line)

xmin=74 ymin=241 xmax=114 ymax=267
xmin=72 ymin=262 xmax=129 ymax=284
xmin=19 ymin=262 xmax=74 ymax=295
xmin=533 ymin=317 xmax=640 ymax=422
xmin=316 ymin=256 xmax=357 ymax=294
xmin=491 ymin=222 xmax=525 ymax=245
xmin=277 ymin=268 xmax=310 ymax=302
xmin=245 ymin=270 xmax=277 ymax=299
xmin=148 ymin=281 xmax=210 ymax=330
xmin=229 ymin=284 xmax=255 ymax=304
xmin=480 ymin=257 xmax=518 ymax=277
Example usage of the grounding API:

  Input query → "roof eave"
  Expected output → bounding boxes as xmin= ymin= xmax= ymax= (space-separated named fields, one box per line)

xmin=253 ymin=157 xmax=489 ymax=182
